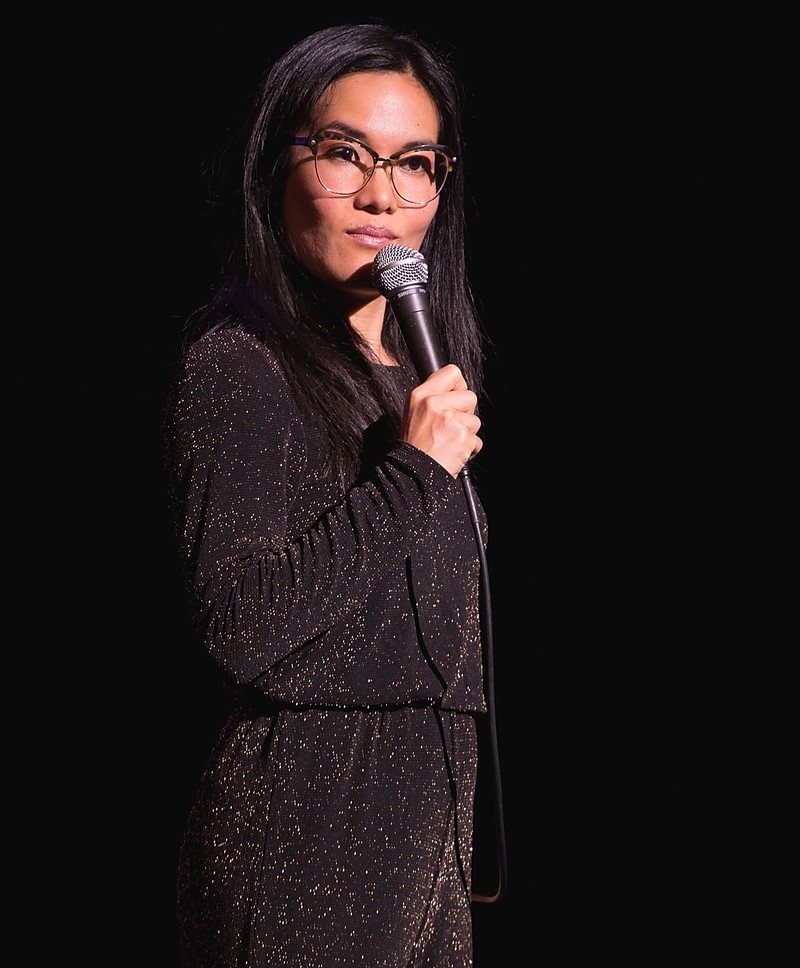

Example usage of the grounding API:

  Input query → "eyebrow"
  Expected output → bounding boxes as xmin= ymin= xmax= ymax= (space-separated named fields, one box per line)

xmin=318 ymin=120 xmax=439 ymax=153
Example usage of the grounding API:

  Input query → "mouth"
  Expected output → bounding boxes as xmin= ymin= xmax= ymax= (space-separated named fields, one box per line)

xmin=347 ymin=226 xmax=396 ymax=248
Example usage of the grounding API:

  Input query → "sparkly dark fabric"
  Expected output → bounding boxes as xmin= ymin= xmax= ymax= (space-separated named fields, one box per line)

xmin=163 ymin=328 xmax=487 ymax=967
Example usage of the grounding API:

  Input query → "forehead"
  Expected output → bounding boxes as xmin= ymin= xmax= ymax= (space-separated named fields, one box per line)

xmin=311 ymin=72 xmax=440 ymax=145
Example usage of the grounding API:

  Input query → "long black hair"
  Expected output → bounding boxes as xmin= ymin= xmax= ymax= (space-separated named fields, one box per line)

xmin=187 ymin=22 xmax=486 ymax=482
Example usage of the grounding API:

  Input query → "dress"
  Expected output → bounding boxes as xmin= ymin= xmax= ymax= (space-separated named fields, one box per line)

xmin=163 ymin=327 xmax=487 ymax=967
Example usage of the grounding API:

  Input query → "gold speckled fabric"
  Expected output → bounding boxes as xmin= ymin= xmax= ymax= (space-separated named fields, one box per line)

xmin=163 ymin=328 xmax=487 ymax=966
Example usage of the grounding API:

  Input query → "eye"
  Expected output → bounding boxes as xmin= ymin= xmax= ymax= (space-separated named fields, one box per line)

xmin=397 ymin=151 xmax=436 ymax=177
xmin=320 ymin=140 xmax=362 ymax=165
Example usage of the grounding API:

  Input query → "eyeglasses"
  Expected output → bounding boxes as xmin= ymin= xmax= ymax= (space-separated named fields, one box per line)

xmin=291 ymin=130 xmax=456 ymax=205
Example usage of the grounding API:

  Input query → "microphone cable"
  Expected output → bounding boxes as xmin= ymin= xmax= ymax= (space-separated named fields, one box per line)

xmin=460 ymin=464 xmax=508 ymax=904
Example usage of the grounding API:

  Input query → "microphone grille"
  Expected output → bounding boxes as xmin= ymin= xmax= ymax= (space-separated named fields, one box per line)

xmin=372 ymin=244 xmax=428 ymax=296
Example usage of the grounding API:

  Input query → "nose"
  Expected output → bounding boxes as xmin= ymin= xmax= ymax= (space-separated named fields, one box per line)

xmin=356 ymin=160 xmax=397 ymax=209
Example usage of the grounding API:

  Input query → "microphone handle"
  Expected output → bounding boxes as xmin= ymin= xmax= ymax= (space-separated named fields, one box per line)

xmin=393 ymin=286 xmax=473 ymax=483
xmin=392 ymin=286 xmax=444 ymax=380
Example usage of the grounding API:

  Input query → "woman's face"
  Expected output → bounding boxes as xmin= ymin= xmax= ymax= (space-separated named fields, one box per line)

xmin=282 ymin=71 xmax=443 ymax=306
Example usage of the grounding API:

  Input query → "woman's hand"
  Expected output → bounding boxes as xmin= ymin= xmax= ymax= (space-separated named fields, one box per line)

xmin=400 ymin=364 xmax=482 ymax=477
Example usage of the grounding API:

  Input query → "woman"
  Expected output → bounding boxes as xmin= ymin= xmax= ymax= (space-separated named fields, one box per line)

xmin=164 ymin=22 xmax=491 ymax=967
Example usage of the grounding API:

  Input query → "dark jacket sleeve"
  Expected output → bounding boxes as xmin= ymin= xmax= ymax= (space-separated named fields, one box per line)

xmin=163 ymin=328 xmax=486 ymax=711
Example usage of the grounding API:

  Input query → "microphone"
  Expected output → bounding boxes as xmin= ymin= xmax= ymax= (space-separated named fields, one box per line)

xmin=374 ymin=245 xmax=507 ymax=901
xmin=372 ymin=242 xmax=472 ymax=486
xmin=372 ymin=244 xmax=444 ymax=380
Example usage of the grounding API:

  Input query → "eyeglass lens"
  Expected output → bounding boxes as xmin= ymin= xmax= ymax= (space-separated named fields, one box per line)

xmin=313 ymin=137 xmax=449 ymax=204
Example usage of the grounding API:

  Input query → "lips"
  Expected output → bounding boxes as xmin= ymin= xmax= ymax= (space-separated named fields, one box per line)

xmin=347 ymin=226 xmax=396 ymax=247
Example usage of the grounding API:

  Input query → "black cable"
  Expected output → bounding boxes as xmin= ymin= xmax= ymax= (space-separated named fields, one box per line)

xmin=460 ymin=466 xmax=508 ymax=904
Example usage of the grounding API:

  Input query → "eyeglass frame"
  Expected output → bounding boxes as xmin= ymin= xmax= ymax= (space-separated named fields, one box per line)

xmin=291 ymin=130 xmax=457 ymax=204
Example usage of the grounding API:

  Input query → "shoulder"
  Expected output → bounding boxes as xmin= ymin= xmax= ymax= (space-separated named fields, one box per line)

xmin=180 ymin=327 xmax=284 ymax=385
xmin=165 ymin=327 xmax=298 ymax=435
xmin=171 ymin=328 xmax=292 ymax=404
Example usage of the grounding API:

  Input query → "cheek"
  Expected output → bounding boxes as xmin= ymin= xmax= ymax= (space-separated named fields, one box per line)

xmin=405 ymin=198 xmax=440 ymax=250
xmin=281 ymin=170 xmax=327 ymax=250
xmin=281 ymin=188 xmax=350 ymax=285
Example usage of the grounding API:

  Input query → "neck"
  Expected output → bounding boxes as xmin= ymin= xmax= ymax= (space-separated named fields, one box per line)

xmin=348 ymin=296 xmax=398 ymax=365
